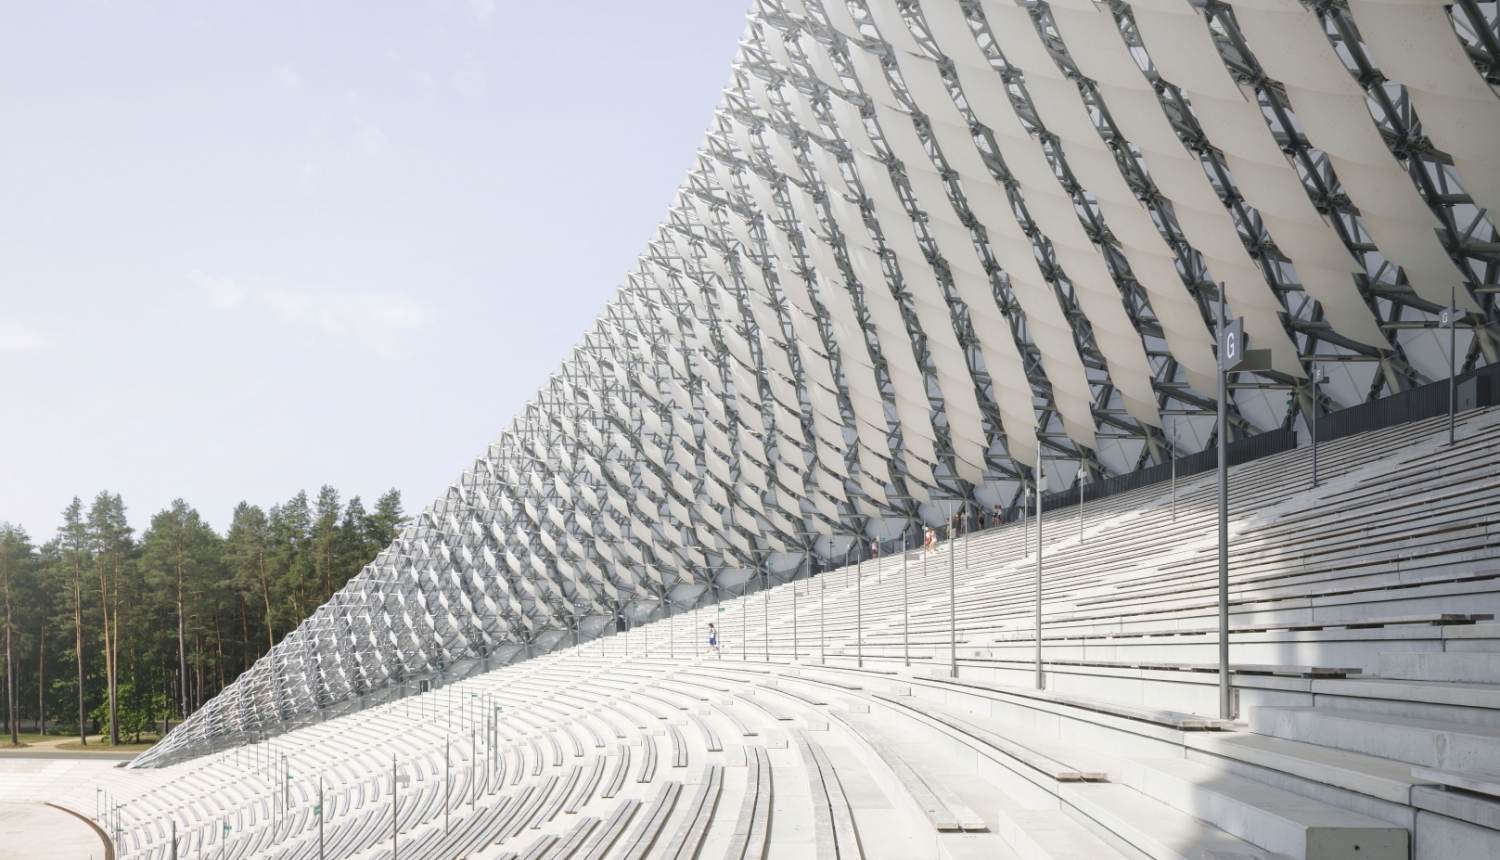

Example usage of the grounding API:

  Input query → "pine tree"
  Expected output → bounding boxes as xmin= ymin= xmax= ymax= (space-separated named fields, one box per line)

xmin=311 ymin=486 xmax=341 ymax=603
xmin=87 ymin=493 xmax=133 ymax=746
xmin=56 ymin=499 xmax=91 ymax=745
xmin=225 ymin=503 xmax=274 ymax=649
xmin=368 ymin=489 xmax=408 ymax=549
xmin=0 ymin=525 xmax=35 ymax=746
xmin=270 ymin=493 xmax=312 ymax=622
xmin=140 ymin=501 xmax=220 ymax=722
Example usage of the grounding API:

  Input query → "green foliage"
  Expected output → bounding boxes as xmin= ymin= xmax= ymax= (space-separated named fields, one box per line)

xmin=0 ymin=487 xmax=406 ymax=744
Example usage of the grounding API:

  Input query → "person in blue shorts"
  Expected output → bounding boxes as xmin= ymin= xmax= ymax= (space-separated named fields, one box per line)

xmin=706 ymin=623 xmax=718 ymax=655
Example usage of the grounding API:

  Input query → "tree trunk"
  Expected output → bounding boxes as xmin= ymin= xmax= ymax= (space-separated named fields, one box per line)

xmin=99 ymin=565 xmax=117 ymax=746
xmin=73 ymin=581 xmax=85 ymax=746
xmin=194 ymin=633 xmax=204 ymax=712
xmin=109 ymin=605 xmax=119 ymax=746
xmin=110 ymin=560 xmax=121 ymax=746
xmin=5 ymin=583 xmax=15 ymax=746
xmin=259 ymin=548 xmax=274 ymax=650
xmin=37 ymin=621 xmax=44 ymax=737
xmin=214 ymin=607 xmax=225 ymax=693
xmin=177 ymin=563 xmax=188 ymax=721
xmin=239 ymin=597 xmax=251 ymax=674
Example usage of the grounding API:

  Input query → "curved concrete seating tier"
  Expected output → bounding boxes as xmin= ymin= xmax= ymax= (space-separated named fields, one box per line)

xmin=58 ymin=407 xmax=1500 ymax=859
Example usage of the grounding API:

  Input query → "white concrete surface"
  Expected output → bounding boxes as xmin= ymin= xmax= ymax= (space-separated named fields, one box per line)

xmin=1122 ymin=757 xmax=1406 ymax=860
xmin=1380 ymin=652 xmax=1500 ymax=684
xmin=1252 ymin=706 xmax=1500 ymax=770
xmin=0 ymin=801 xmax=107 ymax=860
xmin=0 ymin=758 xmax=125 ymax=803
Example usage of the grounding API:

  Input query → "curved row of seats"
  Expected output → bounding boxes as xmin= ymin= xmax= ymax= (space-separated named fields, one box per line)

xmin=64 ymin=405 xmax=1500 ymax=859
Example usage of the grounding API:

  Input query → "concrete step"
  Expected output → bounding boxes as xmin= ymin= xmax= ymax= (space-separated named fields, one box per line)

xmin=1059 ymin=782 xmax=1291 ymax=860
xmin=1312 ymin=677 xmax=1500 ymax=715
xmin=1121 ymin=757 xmax=1406 ymax=860
xmin=1378 ymin=652 xmax=1500 ymax=684
xmin=993 ymin=807 xmax=1128 ymax=860
xmin=1185 ymin=730 xmax=1437 ymax=805
xmin=1252 ymin=706 xmax=1500 ymax=770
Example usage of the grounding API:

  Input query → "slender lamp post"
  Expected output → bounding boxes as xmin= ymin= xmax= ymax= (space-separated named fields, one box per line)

xmin=763 ymin=571 xmax=769 ymax=662
xmin=1442 ymin=288 xmax=1466 ymax=447
xmin=902 ymin=529 xmax=910 ymax=668
xmin=1035 ymin=450 xmax=1044 ymax=690
xmin=1171 ymin=423 xmax=1178 ymax=522
xmin=948 ymin=503 xmax=957 ymax=677
xmin=1078 ymin=463 xmax=1086 ymax=542
xmin=857 ymin=537 xmax=864 ymax=669
xmin=1216 ymin=285 xmax=1231 ymax=720
xmin=793 ymin=553 xmax=803 ymax=662
xmin=1311 ymin=365 xmax=1322 ymax=487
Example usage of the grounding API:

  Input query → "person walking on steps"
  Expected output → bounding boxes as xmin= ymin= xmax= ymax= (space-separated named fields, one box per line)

xmin=706 ymin=623 xmax=718 ymax=656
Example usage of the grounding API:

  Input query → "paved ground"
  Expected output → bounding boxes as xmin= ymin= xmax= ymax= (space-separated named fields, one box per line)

xmin=0 ymin=751 xmax=137 ymax=761
xmin=3 ymin=734 xmax=151 ymax=758
xmin=0 ymin=801 xmax=108 ymax=860
xmin=0 ymin=758 xmax=126 ymax=804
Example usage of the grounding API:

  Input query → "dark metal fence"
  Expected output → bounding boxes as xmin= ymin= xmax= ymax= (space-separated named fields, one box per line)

xmin=1036 ymin=363 xmax=1495 ymax=514
xmin=1039 ymin=429 xmax=1297 ymax=513
xmin=1316 ymin=363 xmax=1497 ymax=444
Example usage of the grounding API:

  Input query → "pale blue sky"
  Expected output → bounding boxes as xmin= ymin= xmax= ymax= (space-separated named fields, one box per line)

xmin=1 ymin=1 xmax=749 ymax=537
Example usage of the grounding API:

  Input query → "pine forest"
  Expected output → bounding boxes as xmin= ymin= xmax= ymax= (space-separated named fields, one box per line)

xmin=0 ymin=487 xmax=407 ymax=748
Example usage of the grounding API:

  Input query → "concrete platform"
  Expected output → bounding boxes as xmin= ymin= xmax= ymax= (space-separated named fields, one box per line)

xmin=0 ymin=801 xmax=109 ymax=860
xmin=1122 ymin=757 xmax=1406 ymax=860
xmin=1251 ymin=706 xmax=1500 ymax=770
xmin=1379 ymin=652 xmax=1500 ymax=684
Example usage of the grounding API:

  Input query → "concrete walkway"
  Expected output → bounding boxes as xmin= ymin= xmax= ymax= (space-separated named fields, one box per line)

xmin=0 ymin=801 xmax=109 ymax=860
xmin=0 ymin=758 xmax=125 ymax=804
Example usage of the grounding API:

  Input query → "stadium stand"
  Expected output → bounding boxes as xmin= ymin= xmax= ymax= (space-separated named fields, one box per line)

xmin=31 ymin=406 xmax=1500 ymax=859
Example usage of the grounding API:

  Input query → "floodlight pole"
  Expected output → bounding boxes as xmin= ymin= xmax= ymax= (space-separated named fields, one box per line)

xmin=318 ymin=776 xmax=325 ymax=860
xmin=1312 ymin=366 xmax=1320 ymax=488
xmin=763 ymin=571 xmax=769 ymax=662
xmin=857 ymin=538 xmax=864 ymax=669
xmin=948 ymin=503 xmax=957 ymax=677
xmin=444 ymin=737 xmax=450 ymax=835
xmin=819 ymin=566 xmax=826 ymax=665
xmin=391 ymin=755 xmax=398 ymax=860
xmin=902 ymin=531 xmax=910 ymax=667
xmin=1171 ymin=424 xmax=1178 ymax=522
xmin=1034 ymin=449 xmax=1044 ymax=690
xmin=793 ymin=554 xmax=802 ymax=663
xmin=1217 ymin=285 xmax=1232 ymax=721
xmin=1449 ymin=285 xmax=1458 ymax=446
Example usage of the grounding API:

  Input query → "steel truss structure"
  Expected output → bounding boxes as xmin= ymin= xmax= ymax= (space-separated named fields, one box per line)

xmin=136 ymin=0 xmax=1499 ymax=767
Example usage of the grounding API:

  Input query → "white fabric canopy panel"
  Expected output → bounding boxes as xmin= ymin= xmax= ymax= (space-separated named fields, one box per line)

xmin=138 ymin=0 xmax=1494 ymax=769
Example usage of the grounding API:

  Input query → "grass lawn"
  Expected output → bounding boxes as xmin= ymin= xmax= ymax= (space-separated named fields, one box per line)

xmin=2 ymin=731 xmax=160 ymax=751
xmin=55 ymin=739 xmax=159 ymax=752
